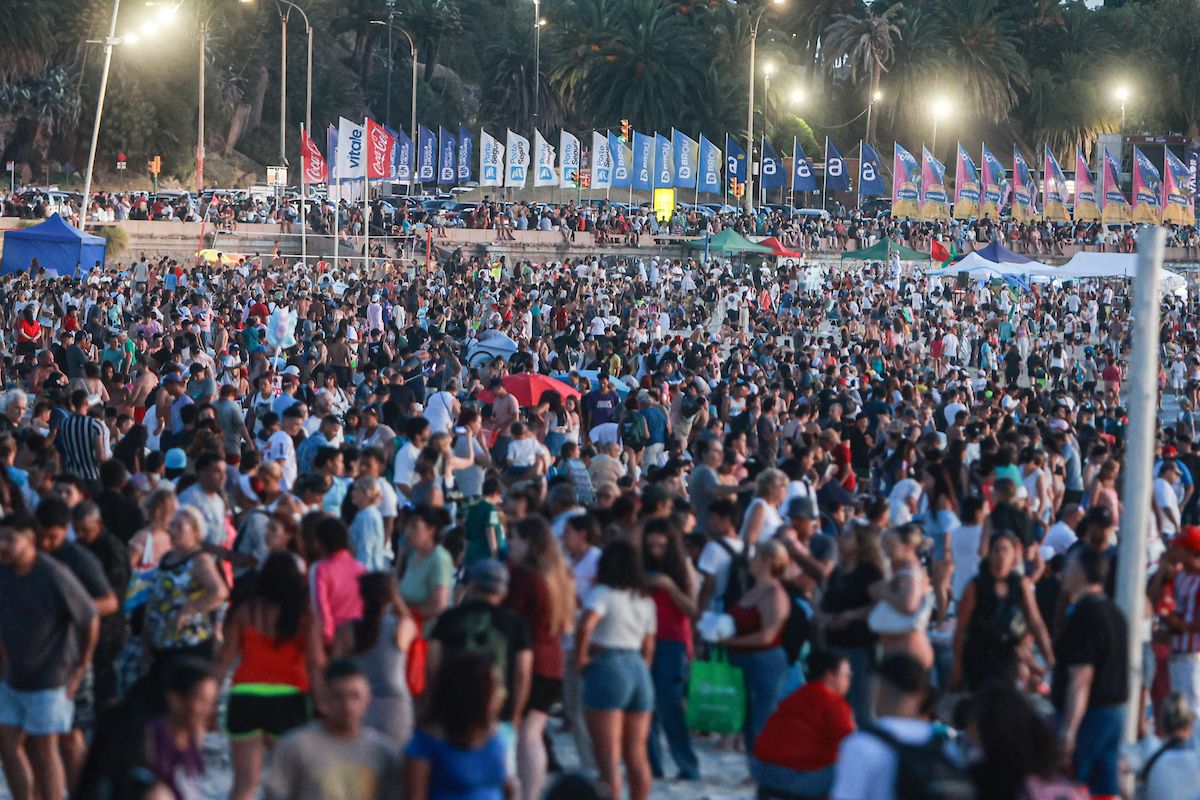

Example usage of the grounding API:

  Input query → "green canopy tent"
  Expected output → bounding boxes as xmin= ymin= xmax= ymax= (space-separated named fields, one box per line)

xmin=685 ymin=229 xmax=775 ymax=255
xmin=839 ymin=239 xmax=930 ymax=262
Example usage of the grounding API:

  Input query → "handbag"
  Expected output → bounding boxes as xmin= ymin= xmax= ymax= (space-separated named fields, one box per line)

xmin=685 ymin=646 xmax=746 ymax=735
xmin=406 ymin=609 xmax=428 ymax=697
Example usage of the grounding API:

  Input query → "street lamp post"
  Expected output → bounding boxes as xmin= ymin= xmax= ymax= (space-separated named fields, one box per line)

xmin=80 ymin=0 xmax=122 ymax=228
xmin=197 ymin=0 xmax=253 ymax=195
xmin=385 ymin=0 xmax=396 ymax=127
xmin=533 ymin=0 xmax=541 ymax=124
xmin=865 ymin=89 xmax=881 ymax=143
xmin=1115 ymin=85 xmax=1130 ymax=130
xmin=743 ymin=0 xmax=783 ymax=214
xmin=930 ymin=97 xmax=950 ymax=155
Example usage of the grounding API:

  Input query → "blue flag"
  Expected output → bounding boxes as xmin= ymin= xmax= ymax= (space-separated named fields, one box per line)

xmin=457 ymin=126 xmax=474 ymax=184
xmin=327 ymin=125 xmax=338 ymax=185
xmin=632 ymin=131 xmax=654 ymax=191
xmin=697 ymin=135 xmax=722 ymax=194
xmin=384 ymin=125 xmax=411 ymax=182
xmin=858 ymin=141 xmax=886 ymax=197
xmin=824 ymin=138 xmax=850 ymax=191
xmin=417 ymin=125 xmax=436 ymax=184
xmin=609 ymin=132 xmax=631 ymax=189
xmin=655 ymin=133 xmax=673 ymax=187
xmin=726 ymin=135 xmax=747 ymax=188
xmin=437 ymin=127 xmax=457 ymax=185
xmin=792 ymin=139 xmax=817 ymax=192
xmin=672 ymin=129 xmax=698 ymax=190
xmin=760 ymin=138 xmax=786 ymax=190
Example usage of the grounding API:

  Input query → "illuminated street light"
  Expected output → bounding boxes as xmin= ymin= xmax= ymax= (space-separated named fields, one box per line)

xmin=930 ymin=95 xmax=951 ymax=153
xmin=1115 ymin=84 xmax=1130 ymax=129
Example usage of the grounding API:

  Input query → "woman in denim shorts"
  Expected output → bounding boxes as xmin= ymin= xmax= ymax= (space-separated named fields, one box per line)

xmin=575 ymin=541 xmax=657 ymax=800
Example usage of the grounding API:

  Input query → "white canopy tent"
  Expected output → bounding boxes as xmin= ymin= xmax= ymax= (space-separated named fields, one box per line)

xmin=1023 ymin=253 xmax=1187 ymax=293
xmin=926 ymin=251 xmax=1054 ymax=278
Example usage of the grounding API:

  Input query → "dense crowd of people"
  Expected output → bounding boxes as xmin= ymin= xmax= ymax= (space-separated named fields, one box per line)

xmin=1 ymin=214 xmax=1200 ymax=800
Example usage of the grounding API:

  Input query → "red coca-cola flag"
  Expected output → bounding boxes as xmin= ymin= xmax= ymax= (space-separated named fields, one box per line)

xmin=365 ymin=119 xmax=394 ymax=180
xmin=300 ymin=127 xmax=327 ymax=184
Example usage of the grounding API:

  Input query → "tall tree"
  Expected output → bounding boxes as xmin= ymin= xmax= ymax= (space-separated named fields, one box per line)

xmin=822 ymin=4 xmax=903 ymax=144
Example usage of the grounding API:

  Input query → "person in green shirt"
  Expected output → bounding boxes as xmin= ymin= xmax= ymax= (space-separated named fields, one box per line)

xmin=463 ymin=477 xmax=506 ymax=569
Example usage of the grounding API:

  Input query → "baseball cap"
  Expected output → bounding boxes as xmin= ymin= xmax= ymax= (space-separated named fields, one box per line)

xmin=1177 ymin=526 xmax=1200 ymax=553
xmin=164 ymin=448 xmax=188 ymax=470
xmin=283 ymin=365 xmax=301 ymax=377
xmin=785 ymin=495 xmax=820 ymax=521
xmin=162 ymin=373 xmax=183 ymax=385
xmin=468 ymin=559 xmax=510 ymax=594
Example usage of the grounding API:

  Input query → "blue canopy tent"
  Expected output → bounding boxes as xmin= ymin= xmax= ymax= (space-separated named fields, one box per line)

xmin=971 ymin=241 xmax=1031 ymax=264
xmin=1 ymin=214 xmax=106 ymax=276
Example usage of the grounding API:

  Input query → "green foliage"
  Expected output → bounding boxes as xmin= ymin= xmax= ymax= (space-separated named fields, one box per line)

xmin=98 ymin=224 xmax=129 ymax=257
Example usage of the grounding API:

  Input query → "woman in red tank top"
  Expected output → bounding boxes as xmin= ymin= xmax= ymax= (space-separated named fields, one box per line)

xmin=642 ymin=518 xmax=700 ymax=781
xmin=720 ymin=539 xmax=792 ymax=762
xmin=216 ymin=552 xmax=326 ymax=800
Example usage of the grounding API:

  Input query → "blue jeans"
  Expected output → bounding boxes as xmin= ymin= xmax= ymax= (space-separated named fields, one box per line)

xmin=647 ymin=640 xmax=699 ymax=779
xmin=750 ymin=757 xmax=835 ymax=798
xmin=831 ymin=646 xmax=874 ymax=728
xmin=1073 ymin=704 xmax=1125 ymax=796
xmin=730 ymin=647 xmax=788 ymax=755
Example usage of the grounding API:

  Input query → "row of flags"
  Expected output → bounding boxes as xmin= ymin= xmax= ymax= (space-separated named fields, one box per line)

xmin=298 ymin=117 xmax=1195 ymax=226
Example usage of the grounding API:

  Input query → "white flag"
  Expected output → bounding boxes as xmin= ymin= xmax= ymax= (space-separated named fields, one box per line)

xmin=559 ymin=130 xmax=581 ymax=188
xmin=334 ymin=117 xmax=365 ymax=200
xmin=480 ymin=130 xmax=505 ymax=187
xmin=534 ymin=129 xmax=557 ymax=187
xmin=505 ymin=130 xmax=530 ymax=188
xmin=591 ymin=131 xmax=613 ymax=190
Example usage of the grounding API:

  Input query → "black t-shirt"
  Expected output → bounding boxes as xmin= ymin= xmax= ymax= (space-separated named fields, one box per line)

xmin=430 ymin=599 xmax=532 ymax=722
xmin=0 ymin=554 xmax=98 ymax=690
xmin=52 ymin=542 xmax=112 ymax=601
xmin=82 ymin=533 xmax=131 ymax=651
xmin=1051 ymin=591 xmax=1129 ymax=711
xmin=821 ymin=561 xmax=883 ymax=648
xmin=989 ymin=503 xmax=1034 ymax=548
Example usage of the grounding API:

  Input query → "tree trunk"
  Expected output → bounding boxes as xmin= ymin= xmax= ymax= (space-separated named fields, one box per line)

xmin=867 ymin=60 xmax=881 ymax=145
xmin=247 ymin=64 xmax=270 ymax=131
xmin=223 ymin=103 xmax=251 ymax=155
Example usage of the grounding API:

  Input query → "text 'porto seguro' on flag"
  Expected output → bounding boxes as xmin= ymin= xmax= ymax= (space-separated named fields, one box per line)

xmin=591 ymin=131 xmax=613 ymax=190
xmin=1163 ymin=148 xmax=1196 ymax=226
xmin=892 ymin=143 xmax=921 ymax=218
xmin=366 ymin=119 xmax=394 ymax=181
xmin=858 ymin=142 xmax=886 ymax=198
xmin=919 ymin=146 xmax=950 ymax=221
xmin=654 ymin=133 xmax=673 ymax=188
xmin=824 ymin=138 xmax=850 ymax=192
xmin=725 ymin=136 xmax=747 ymax=196
xmin=437 ymin=127 xmax=457 ymax=186
xmin=760 ymin=138 xmax=786 ymax=191
xmin=457 ymin=127 xmax=474 ymax=185
xmin=980 ymin=144 xmax=1006 ymax=220
xmin=417 ymin=125 xmax=436 ymax=184
xmin=952 ymin=143 xmax=980 ymax=220
xmin=505 ymin=130 xmax=529 ymax=188
xmin=1101 ymin=151 xmax=1131 ymax=224
xmin=1073 ymin=148 xmax=1100 ymax=222
xmin=793 ymin=140 xmax=817 ymax=193
xmin=1131 ymin=146 xmax=1163 ymax=224
xmin=697 ymin=135 xmax=722 ymax=194
xmin=533 ymin=129 xmax=556 ymax=187
xmin=608 ymin=132 xmax=632 ymax=190
xmin=479 ymin=129 xmax=504 ymax=187
xmin=300 ymin=126 xmax=327 ymax=184
xmin=1011 ymin=148 xmax=1037 ymax=222
xmin=672 ymin=129 xmax=698 ymax=190
xmin=1042 ymin=147 xmax=1070 ymax=223
xmin=559 ymin=130 xmax=581 ymax=188
xmin=632 ymin=131 xmax=654 ymax=191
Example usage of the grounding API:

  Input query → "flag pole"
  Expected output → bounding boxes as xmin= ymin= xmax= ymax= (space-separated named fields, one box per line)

xmin=300 ymin=124 xmax=308 ymax=267
xmin=693 ymin=136 xmax=700 ymax=209
xmin=789 ymin=137 xmax=796 ymax=211
xmin=363 ymin=116 xmax=370 ymax=272
xmin=822 ymin=136 xmax=829 ymax=212
xmin=725 ymin=133 xmax=730 ymax=206
xmin=856 ymin=139 xmax=863 ymax=213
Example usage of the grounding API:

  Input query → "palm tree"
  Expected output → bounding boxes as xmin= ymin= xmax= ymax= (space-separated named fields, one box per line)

xmin=822 ymin=4 xmax=903 ymax=144
xmin=548 ymin=0 xmax=710 ymax=132
xmin=0 ymin=0 xmax=55 ymax=81
xmin=480 ymin=45 xmax=565 ymax=131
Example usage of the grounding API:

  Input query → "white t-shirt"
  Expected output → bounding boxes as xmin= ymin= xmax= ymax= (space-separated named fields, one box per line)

xmin=507 ymin=438 xmax=546 ymax=469
xmin=264 ymin=430 xmax=298 ymax=489
xmin=697 ymin=537 xmax=746 ymax=612
xmin=950 ymin=524 xmax=983 ymax=601
xmin=832 ymin=718 xmax=952 ymax=800
xmin=571 ymin=547 xmax=602 ymax=599
xmin=1042 ymin=521 xmax=1078 ymax=557
xmin=1155 ymin=477 xmax=1182 ymax=538
xmin=584 ymin=584 xmax=656 ymax=650
xmin=423 ymin=391 xmax=457 ymax=435
xmin=393 ymin=442 xmax=421 ymax=494
xmin=888 ymin=479 xmax=923 ymax=526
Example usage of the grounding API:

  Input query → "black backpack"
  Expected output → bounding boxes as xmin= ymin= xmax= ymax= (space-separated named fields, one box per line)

xmin=715 ymin=538 xmax=753 ymax=609
xmin=865 ymin=725 xmax=976 ymax=800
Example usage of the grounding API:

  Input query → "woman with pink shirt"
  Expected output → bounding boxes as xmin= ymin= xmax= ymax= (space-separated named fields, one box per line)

xmin=310 ymin=515 xmax=365 ymax=648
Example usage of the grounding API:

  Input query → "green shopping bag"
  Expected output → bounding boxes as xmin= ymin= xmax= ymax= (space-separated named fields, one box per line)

xmin=685 ymin=647 xmax=745 ymax=734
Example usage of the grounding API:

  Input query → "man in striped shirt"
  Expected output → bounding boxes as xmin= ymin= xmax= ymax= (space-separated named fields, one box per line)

xmin=1163 ymin=527 xmax=1200 ymax=737
xmin=53 ymin=390 xmax=105 ymax=488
